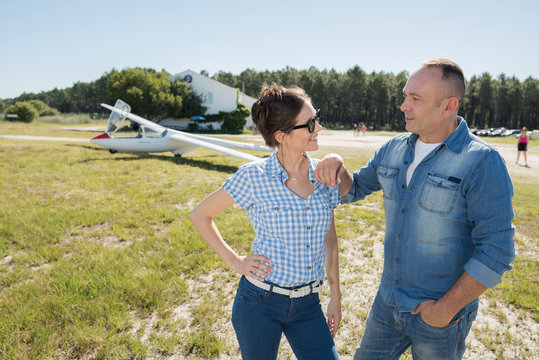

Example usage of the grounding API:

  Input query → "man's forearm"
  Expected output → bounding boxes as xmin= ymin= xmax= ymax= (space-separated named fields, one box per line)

xmin=414 ymin=271 xmax=488 ymax=327
xmin=439 ymin=271 xmax=487 ymax=317
xmin=338 ymin=167 xmax=353 ymax=197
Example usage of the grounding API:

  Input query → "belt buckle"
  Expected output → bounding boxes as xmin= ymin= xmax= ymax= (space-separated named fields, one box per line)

xmin=290 ymin=285 xmax=310 ymax=298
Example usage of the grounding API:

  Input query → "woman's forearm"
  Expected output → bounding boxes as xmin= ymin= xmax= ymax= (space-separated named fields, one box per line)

xmin=324 ymin=216 xmax=341 ymax=299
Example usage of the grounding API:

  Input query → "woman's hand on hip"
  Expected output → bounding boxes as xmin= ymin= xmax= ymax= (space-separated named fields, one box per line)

xmin=231 ymin=255 xmax=273 ymax=281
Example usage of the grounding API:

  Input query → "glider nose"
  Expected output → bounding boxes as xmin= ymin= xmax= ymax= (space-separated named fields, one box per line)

xmin=92 ymin=133 xmax=111 ymax=140
xmin=90 ymin=132 xmax=111 ymax=145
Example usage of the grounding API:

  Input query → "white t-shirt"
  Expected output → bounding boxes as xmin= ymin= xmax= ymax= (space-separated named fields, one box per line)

xmin=406 ymin=139 xmax=441 ymax=186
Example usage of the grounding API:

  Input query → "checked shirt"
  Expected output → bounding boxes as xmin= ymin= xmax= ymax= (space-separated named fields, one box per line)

xmin=222 ymin=152 xmax=340 ymax=287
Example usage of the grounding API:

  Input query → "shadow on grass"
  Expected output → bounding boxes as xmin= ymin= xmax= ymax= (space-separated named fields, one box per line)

xmin=68 ymin=144 xmax=241 ymax=174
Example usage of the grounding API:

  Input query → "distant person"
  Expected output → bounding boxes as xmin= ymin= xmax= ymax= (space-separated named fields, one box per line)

xmin=360 ymin=123 xmax=367 ymax=136
xmin=353 ymin=123 xmax=359 ymax=136
xmin=191 ymin=84 xmax=341 ymax=360
xmin=315 ymin=59 xmax=515 ymax=360
xmin=516 ymin=127 xmax=529 ymax=167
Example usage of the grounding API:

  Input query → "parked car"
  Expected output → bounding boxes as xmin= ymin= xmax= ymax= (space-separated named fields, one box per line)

xmin=501 ymin=129 xmax=521 ymax=137
xmin=477 ymin=128 xmax=494 ymax=136
xmin=489 ymin=127 xmax=507 ymax=136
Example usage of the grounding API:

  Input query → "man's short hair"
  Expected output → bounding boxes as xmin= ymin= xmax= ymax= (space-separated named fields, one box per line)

xmin=422 ymin=59 xmax=466 ymax=102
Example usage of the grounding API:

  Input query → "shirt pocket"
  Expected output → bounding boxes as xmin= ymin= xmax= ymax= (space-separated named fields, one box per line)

xmin=377 ymin=165 xmax=399 ymax=200
xmin=259 ymin=204 xmax=294 ymax=241
xmin=315 ymin=188 xmax=333 ymax=209
xmin=310 ymin=193 xmax=334 ymax=233
xmin=418 ymin=173 xmax=460 ymax=214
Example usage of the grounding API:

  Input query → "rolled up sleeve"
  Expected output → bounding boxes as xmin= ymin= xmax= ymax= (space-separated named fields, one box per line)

xmin=342 ymin=152 xmax=383 ymax=204
xmin=464 ymin=151 xmax=516 ymax=288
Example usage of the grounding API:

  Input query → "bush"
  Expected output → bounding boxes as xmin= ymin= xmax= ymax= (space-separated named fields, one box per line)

xmin=188 ymin=103 xmax=249 ymax=134
xmin=40 ymin=108 xmax=61 ymax=116
xmin=108 ymin=68 xmax=183 ymax=119
xmin=5 ymin=102 xmax=39 ymax=123
xmin=28 ymin=100 xmax=51 ymax=115
xmin=27 ymin=100 xmax=60 ymax=116
xmin=221 ymin=103 xmax=249 ymax=134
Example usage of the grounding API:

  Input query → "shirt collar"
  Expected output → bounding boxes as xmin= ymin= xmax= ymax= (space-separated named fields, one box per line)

xmin=265 ymin=151 xmax=318 ymax=185
xmin=443 ymin=117 xmax=470 ymax=153
xmin=406 ymin=116 xmax=470 ymax=153
xmin=266 ymin=152 xmax=285 ymax=178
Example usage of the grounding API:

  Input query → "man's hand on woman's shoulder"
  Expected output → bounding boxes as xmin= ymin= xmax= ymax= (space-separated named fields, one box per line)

xmin=314 ymin=153 xmax=345 ymax=188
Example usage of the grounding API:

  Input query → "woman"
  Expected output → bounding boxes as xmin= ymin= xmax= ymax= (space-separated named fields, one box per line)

xmin=191 ymin=84 xmax=341 ymax=359
xmin=516 ymin=127 xmax=529 ymax=167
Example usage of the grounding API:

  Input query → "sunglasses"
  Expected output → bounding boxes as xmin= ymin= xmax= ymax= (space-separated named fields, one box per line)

xmin=292 ymin=109 xmax=321 ymax=133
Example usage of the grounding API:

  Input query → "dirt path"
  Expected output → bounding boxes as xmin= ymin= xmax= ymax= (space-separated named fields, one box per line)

xmin=242 ymin=129 xmax=538 ymax=177
xmin=317 ymin=129 xmax=538 ymax=177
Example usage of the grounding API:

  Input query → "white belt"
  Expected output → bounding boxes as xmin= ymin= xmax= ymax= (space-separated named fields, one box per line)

xmin=246 ymin=276 xmax=322 ymax=298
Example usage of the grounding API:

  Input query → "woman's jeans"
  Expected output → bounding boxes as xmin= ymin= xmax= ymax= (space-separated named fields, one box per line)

xmin=232 ymin=276 xmax=339 ymax=360
xmin=354 ymin=291 xmax=479 ymax=360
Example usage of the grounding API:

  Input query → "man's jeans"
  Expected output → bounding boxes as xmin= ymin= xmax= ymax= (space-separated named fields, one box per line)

xmin=232 ymin=276 xmax=339 ymax=360
xmin=354 ymin=292 xmax=479 ymax=360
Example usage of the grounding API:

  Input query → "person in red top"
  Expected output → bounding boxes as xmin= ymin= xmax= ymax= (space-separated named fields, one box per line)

xmin=360 ymin=123 xmax=367 ymax=136
xmin=516 ymin=127 xmax=529 ymax=167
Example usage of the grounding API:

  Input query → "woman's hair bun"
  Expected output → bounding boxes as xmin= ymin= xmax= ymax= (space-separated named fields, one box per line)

xmin=251 ymin=83 xmax=311 ymax=148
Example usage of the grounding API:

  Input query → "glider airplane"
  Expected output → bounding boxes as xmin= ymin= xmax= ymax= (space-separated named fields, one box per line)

xmin=91 ymin=100 xmax=271 ymax=162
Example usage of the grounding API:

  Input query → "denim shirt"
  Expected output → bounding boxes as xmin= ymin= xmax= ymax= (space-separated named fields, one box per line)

xmin=342 ymin=118 xmax=515 ymax=311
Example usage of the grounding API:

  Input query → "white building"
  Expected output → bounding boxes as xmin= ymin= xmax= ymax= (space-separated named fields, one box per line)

xmin=170 ymin=70 xmax=256 ymax=129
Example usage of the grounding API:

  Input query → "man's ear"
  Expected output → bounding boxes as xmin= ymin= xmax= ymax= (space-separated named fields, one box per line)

xmin=443 ymin=97 xmax=459 ymax=115
xmin=274 ymin=130 xmax=285 ymax=145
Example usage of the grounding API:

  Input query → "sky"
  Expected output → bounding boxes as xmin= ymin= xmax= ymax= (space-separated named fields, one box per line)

xmin=1 ymin=0 xmax=538 ymax=99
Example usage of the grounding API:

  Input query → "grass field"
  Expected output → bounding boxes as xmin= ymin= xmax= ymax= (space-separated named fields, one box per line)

xmin=0 ymin=120 xmax=537 ymax=359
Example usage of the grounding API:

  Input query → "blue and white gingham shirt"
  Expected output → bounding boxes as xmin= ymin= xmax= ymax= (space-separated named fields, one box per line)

xmin=222 ymin=152 xmax=340 ymax=287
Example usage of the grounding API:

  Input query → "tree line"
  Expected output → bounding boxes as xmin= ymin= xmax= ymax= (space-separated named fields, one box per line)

xmin=2 ymin=68 xmax=206 ymax=121
xmin=213 ymin=67 xmax=538 ymax=131
xmin=3 ymin=66 xmax=538 ymax=131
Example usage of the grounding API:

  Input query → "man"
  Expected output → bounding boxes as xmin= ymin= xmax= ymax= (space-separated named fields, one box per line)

xmin=315 ymin=59 xmax=515 ymax=359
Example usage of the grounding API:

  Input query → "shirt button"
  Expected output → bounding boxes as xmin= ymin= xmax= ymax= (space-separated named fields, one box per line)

xmin=311 ymin=180 xmax=315 ymax=184
xmin=401 ymin=184 xmax=405 ymax=188
xmin=274 ymin=206 xmax=279 ymax=211
xmin=395 ymin=258 xmax=400 ymax=263
xmin=401 ymin=209 xmax=405 ymax=214
xmin=396 ymin=280 xmax=400 ymax=285
xmin=307 ymin=266 xmax=311 ymax=270
xmin=306 ymin=245 xmax=311 ymax=249
xmin=306 ymin=226 xmax=311 ymax=230
xmin=306 ymin=206 xmax=310 ymax=210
